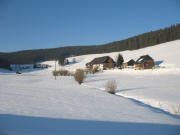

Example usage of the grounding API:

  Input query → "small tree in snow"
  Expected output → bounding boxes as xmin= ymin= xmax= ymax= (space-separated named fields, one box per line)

xmin=74 ymin=69 xmax=85 ymax=84
xmin=116 ymin=54 xmax=124 ymax=68
xmin=105 ymin=80 xmax=117 ymax=94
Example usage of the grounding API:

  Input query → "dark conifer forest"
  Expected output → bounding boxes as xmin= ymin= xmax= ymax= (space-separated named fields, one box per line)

xmin=0 ymin=24 xmax=180 ymax=69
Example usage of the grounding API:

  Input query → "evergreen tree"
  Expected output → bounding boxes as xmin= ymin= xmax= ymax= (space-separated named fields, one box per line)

xmin=116 ymin=54 xmax=124 ymax=68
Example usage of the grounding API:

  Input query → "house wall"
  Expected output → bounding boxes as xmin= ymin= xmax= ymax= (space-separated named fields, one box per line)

xmin=144 ymin=61 xmax=155 ymax=69
xmin=135 ymin=61 xmax=154 ymax=70
xmin=135 ymin=64 xmax=143 ymax=70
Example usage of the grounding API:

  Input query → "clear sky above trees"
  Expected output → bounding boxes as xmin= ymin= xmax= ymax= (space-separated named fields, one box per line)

xmin=0 ymin=0 xmax=180 ymax=52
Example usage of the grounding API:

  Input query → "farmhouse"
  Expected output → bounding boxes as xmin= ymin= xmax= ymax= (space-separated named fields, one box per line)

xmin=135 ymin=55 xmax=155 ymax=70
xmin=86 ymin=56 xmax=115 ymax=70
xmin=127 ymin=59 xmax=135 ymax=66
xmin=122 ymin=59 xmax=135 ymax=68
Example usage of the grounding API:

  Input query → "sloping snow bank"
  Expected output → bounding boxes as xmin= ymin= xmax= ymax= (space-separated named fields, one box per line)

xmin=62 ymin=39 xmax=180 ymax=72
xmin=0 ymin=70 xmax=179 ymax=124
xmin=56 ymin=39 xmax=180 ymax=115
xmin=83 ymin=70 xmax=180 ymax=116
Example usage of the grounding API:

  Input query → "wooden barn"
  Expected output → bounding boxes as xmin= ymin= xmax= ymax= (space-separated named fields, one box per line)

xmin=135 ymin=55 xmax=155 ymax=70
xmin=122 ymin=59 xmax=135 ymax=68
xmin=127 ymin=59 xmax=135 ymax=66
xmin=86 ymin=56 xmax=115 ymax=70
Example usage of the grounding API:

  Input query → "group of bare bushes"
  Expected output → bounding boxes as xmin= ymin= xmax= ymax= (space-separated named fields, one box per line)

xmin=74 ymin=68 xmax=117 ymax=94
xmin=73 ymin=67 xmax=101 ymax=84
xmin=52 ymin=69 xmax=72 ymax=76
xmin=53 ymin=68 xmax=86 ymax=84
xmin=53 ymin=68 xmax=117 ymax=95
xmin=85 ymin=66 xmax=100 ymax=74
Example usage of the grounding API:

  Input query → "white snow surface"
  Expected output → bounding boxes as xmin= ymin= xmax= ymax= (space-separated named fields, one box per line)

xmin=0 ymin=40 xmax=180 ymax=135
xmin=63 ymin=39 xmax=180 ymax=115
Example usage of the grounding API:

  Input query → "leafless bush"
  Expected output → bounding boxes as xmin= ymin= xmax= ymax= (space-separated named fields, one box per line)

xmin=84 ymin=69 xmax=90 ymax=75
xmin=105 ymin=80 xmax=117 ymax=94
xmin=92 ymin=66 xmax=99 ymax=74
xmin=52 ymin=70 xmax=58 ymax=76
xmin=52 ymin=69 xmax=70 ymax=76
xmin=59 ymin=69 xmax=69 ymax=76
xmin=74 ymin=69 xmax=85 ymax=84
xmin=85 ymin=66 xmax=100 ymax=74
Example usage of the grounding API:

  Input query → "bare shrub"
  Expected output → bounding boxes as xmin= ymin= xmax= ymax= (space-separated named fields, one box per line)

xmin=105 ymin=80 xmax=117 ymax=94
xmin=59 ymin=69 xmax=69 ymax=76
xmin=52 ymin=69 xmax=70 ymax=76
xmin=52 ymin=70 xmax=58 ymax=76
xmin=92 ymin=66 xmax=99 ymax=74
xmin=74 ymin=69 xmax=85 ymax=84
xmin=85 ymin=66 xmax=100 ymax=74
xmin=84 ymin=68 xmax=90 ymax=74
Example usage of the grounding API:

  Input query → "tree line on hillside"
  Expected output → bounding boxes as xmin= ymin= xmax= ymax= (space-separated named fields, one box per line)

xmin=0 ymin=24 xmax=180 ymax=70
xmin=0 ymin=58 xmax=11 ymax=70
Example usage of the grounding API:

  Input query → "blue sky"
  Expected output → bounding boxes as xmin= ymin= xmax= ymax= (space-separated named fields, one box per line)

xmin=0 ymin=0 xmax=180 ymax=52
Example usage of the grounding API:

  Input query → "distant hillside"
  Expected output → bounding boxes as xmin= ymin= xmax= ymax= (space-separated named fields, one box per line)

xmin=0 ymin=24 xmax=180 ymax=66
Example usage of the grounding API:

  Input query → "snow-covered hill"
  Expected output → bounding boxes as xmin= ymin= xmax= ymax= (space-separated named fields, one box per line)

xmin=0 ymin=40 xmax=180 ymax=135
xmin=60 ymin=39 xmax=180 ymax=72
xmin=44 ymin=39 xmax=180 ymax=116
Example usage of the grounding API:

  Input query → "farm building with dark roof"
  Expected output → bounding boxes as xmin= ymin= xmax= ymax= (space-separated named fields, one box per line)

xmin=86 ymin=56 xmax=115 ymax=70
xmin=135 ymin=55 xmax=155 ymax=70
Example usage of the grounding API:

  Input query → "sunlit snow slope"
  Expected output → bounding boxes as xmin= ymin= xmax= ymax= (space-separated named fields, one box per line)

xmin=61 ymin=39 xmax=180 ymax=115
xmin=0 ymin=40 xmax=180 ymax=135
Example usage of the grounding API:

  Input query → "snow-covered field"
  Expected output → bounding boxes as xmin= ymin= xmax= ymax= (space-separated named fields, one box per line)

xmin=64 ymin=39 xmax=180 ymax=115
xmin=0 ymin=40 xmax=180 ymax=135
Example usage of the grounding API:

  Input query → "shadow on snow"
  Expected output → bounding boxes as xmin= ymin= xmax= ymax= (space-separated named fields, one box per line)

xmin=115 ymin=93 xmax=180 ymax=120
xmin=0 ymin=114 xmax=180 ymax=135
xmin=116 ymin=87 xmax=148 ymax=93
